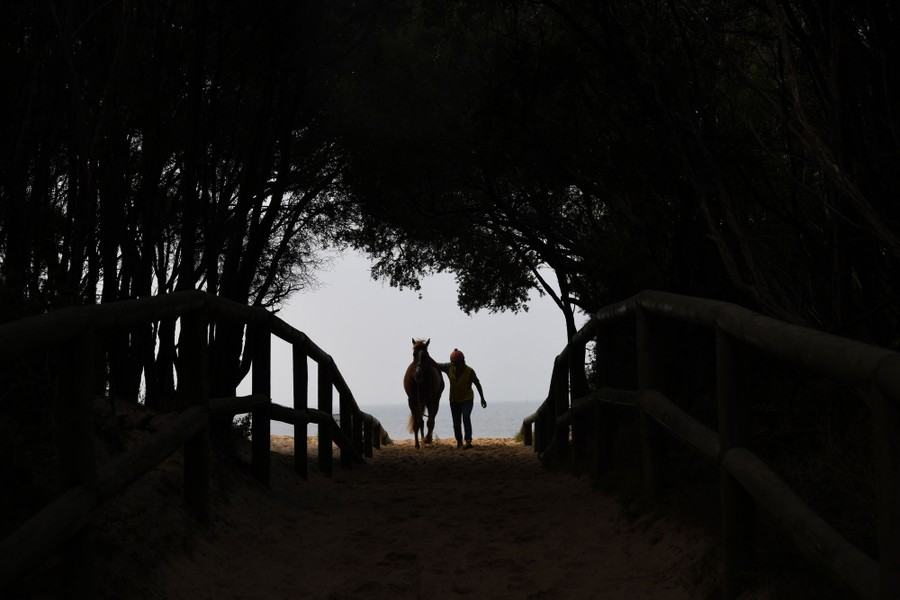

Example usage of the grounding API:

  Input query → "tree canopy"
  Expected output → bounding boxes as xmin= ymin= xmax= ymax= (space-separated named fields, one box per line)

xmin=2 ymin=1 xmax=354 ymax=406
xmin=3 ymin=0 xmax=900 ymax=410
xmin=328 ymin=0 xmax=900 ymax=347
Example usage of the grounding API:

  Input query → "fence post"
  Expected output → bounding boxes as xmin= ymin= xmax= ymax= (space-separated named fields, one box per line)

xmin=593 ymin=327 xmax=616 ymax=478
xmin=871 ymin=357 xmax=900 ymax=600
xmin=318 ymin=359 xmax=334 ymax=476
xmin=58 ymin=331 xmax=97 ymax=597
xmin=636 ymin=306 xmax=664 ymax=501
xmin=293 ymin=345 xmax=309 ymax=478
xmin=569 ymin=341 xmax=591 ymax=469
xmin=717 ymin=326 xmax=756 ymax=599
xmin=352 ymin=406 xmax=364 ymax=457
xmin=374 ymin=420 xmax=382 ymax=449
xmin=552 ymin=355 xmax=569 ymax=461
xmin=363 ymin=414 xmax=374 ymax=458
xmin=339 ymin=388 xmax=353 ymax=469
xmin=250 ymin=325 xmax=271 ymax=486
xmin=180 ymin=309 xmax=210 ymax=522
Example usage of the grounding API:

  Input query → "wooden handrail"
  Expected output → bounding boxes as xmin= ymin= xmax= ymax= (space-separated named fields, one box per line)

xmin=0 ymin=486 xmax=95 ymax=585
xmin=522 ymin=290 xmax=899 ymax=600
xmin=722 ymin=447 xmax=878 ymax=598
xmin=96 ymin=406 xmax=208 ymax=502
xmin=0 ymin=290 xmax=388 ymax=592
xmin=637 ymin=390 xmax=720 ymax=465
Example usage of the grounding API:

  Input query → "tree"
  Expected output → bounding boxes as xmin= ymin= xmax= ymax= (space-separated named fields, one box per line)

xmin=327 ymin=0 xmax=900 ymax=350
xmin=327 ymin=0 xmax=717 ymax=340
xmin=0 ymin=0 xmax=358 ymax=409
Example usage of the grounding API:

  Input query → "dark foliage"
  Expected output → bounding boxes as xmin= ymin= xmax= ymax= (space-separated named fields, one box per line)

xmin=3 ymin=1 xmax=899 ymax=594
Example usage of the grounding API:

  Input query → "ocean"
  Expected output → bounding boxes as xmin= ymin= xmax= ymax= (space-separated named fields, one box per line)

xmin=269 ymin=399 xmax=543 ymax=441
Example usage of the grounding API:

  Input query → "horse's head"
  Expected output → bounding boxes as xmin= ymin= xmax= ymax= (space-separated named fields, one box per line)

xmin=412 ymin=338 xmax=431 ymax=383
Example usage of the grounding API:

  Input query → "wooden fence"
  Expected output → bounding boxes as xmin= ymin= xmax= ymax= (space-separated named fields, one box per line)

xmin=0 ymin=290 xmax=386 ymax=595
xmin=522 ymin=290 xmax=899 ymax=600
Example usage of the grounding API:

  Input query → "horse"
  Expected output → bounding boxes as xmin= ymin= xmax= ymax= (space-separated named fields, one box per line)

xmin=403 ymin=338 xmax=445 ymax=449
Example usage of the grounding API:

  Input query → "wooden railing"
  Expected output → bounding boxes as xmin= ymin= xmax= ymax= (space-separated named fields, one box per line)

xmin=0 ymin=290 xmax=386 ymax=594
xmin=522 ymin=290 xmax=899 ymax=600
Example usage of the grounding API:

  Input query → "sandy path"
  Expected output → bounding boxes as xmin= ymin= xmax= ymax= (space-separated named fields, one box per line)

xmin=105 ymin=437 xmax=717 ymax=599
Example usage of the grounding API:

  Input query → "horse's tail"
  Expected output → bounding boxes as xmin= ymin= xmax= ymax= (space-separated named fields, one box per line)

xmin=407 ymin=412 xmax=416 ymax=434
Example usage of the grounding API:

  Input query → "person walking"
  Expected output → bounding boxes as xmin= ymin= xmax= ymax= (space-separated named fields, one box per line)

xmin=435 ymin=348 xmax=486 ymax=449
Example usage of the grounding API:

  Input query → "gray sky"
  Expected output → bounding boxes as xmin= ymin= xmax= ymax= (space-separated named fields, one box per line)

xmin=238 ymin=250 xmax=586 ymax=412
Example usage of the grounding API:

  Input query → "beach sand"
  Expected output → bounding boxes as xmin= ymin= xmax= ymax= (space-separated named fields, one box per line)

xmin=84 ymin=435 xmax=720 ymax=599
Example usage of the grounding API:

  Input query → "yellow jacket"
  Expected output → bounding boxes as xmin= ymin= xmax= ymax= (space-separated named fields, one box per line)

xmin=446 ymin=364 xmax=478 ymax=403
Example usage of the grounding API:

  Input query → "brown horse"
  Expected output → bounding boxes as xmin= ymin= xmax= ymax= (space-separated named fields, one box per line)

xmin=403 ymin=338 xmax=445 ymax=449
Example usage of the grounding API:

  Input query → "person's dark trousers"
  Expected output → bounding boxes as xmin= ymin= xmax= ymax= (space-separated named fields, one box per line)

xmin=450 ymin=399 xmax=474 ymax=445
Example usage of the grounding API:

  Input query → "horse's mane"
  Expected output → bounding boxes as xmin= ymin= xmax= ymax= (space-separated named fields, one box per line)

xmin=412 ymin=338 xmax=428 ymax=347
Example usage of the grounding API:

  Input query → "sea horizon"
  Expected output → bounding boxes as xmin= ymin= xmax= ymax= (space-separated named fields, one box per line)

xmin=269 ymin=399 xmax=543 ymax=441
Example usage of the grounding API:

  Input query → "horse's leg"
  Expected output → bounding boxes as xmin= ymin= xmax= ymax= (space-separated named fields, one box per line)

xmin=426 ymin=371 xmax=443 ymax=444
xmin=415 ymin=404 xmax=425 ymax=448
xmin=407 ymin=398 xmax=421 ymax=449
xmin=414 ymin=390 xmax=425 ymax=449
xmin=425 ymin=398 xmax=435 ymax=444
xmin=418 ymin=412 xmax=425 ymax=446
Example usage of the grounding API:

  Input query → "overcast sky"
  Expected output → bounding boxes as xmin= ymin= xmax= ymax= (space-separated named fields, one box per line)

xmin=238 ymin=250 xmax=586 ymax=413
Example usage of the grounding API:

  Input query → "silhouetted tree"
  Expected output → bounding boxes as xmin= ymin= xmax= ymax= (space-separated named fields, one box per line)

xmin=0 ymin=1 xmax=356 ymax=409
xmin=327 ymin=0 xmax=900 ymax=350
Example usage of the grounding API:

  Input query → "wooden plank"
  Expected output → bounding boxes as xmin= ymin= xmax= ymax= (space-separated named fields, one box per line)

xmin=564 ymin=388 xmax=640 ymax=424
xmin=293 ymin=345 xmax=309 ymax=478
xmin=716 ymin=328 xmax=756 ymax=599
xmin=0 ymin=486 xmax=95 ymax=587
xmin=250 ymin=325 xmax=271 ymax=486
xmin=636 ymin=290 xmax=890 ymax=384
xmin=96 ymin=406 xmax=207 ymax=501
xmin=317 ymin=360 xmax=334 ymax=476
xmin=373 ymin=420 xmax=382 ymax=449
xmin=352 ymin=410 xmax=364 ymax=457
xmin=587 ymin=296 xmax=636 ymax=327
xmin=637 ymin=306 xmax=665 ymax=501
xmin=0 ymin=290 xmax=210 ymax=360
xmin=723 ymin=447 xmax=878 ymax=600
xmin=269 ymin=403 xmax=361 ymax=464
xmin=57 ymin=332 xmax=97 ymax=597
xmin=57 ymin=333 xmax=97 ymax=492
xmin=639 ymin=390 xmax=719 ymax=463
xmin=205 ymin=296 xmax=272 ymax=326
xmin=591 ymin=324 xmax=626 ymax=477
xmin=522 ymin=415 xmax=534 ymax=446
xmin=593 ymin=387 xmax=640 ymax=408
xmin=559 ymin=389 xmax=635 ymax=479
xmin=569 ymin=339 xmax=591 ymax=467
xmin=0 ymin=305 xmax=95 ymax=359
xmin=270 ymin=402 xmax=329 ymax=425
xmin=208 ymin=393 xmax=271 ymax=415
xmin=101 ymin=290 xmax=208 ymax=329
xmin=179 ymin=309 xmax=210 ymax=523
xmin=363 ymin=414 xmax=374 ymax=458
xmin=552 ymin=356 xmax=569 ymax=460
xmin=264 ymin=314 xmax=330 ymax=364
xmin=339 ymin=389 xmax=353 ymax=469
